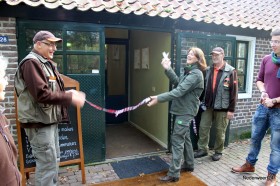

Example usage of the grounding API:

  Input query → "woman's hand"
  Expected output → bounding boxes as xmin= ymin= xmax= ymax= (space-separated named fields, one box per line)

xmin=147 ymin=96 xmax=158 ymax=107
xmin=161 ymin=58 xmax=171 ymax=70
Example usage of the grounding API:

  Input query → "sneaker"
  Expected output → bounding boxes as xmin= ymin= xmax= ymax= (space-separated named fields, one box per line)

xmin=194 ymin=149 xmax=208 ymax=158
xmin=265 ymin=172 xmax=276 ymax=186
xmin=231 ymin=161 xmax=255 ymax=173
xmin=212 ymin=153 xmax=222 ymax=161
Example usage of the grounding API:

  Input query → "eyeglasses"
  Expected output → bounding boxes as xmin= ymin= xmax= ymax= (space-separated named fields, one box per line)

xmin=41 ymin=41 xmax=57 ymax=47
xmin=211 ymin=54 xmax=221 ymax=57
xmin=270 ymin=40 xmax=280 ymax=45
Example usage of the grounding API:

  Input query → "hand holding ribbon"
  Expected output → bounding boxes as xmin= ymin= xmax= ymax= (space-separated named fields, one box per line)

xmin=147 ymin=96 xmax=158 ymax=107
xmin=85 ymin=97 xmax=152 ymax=117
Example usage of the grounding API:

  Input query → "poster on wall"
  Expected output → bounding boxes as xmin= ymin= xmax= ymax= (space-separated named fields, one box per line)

xmin=142 ymin=47 xmax=149 ymax=69
xmin=134 ymin=49 xmax=141 ymax=69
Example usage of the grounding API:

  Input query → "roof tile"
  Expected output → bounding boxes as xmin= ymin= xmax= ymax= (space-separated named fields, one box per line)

xmin=4 ymin=0 xmax=280 ymax=31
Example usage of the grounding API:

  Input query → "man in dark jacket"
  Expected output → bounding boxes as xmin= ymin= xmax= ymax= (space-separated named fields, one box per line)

xmin=14 ymin=31 xmax=85 ymax=186
xmin=194 ymin=47 xmax=238 ymax=161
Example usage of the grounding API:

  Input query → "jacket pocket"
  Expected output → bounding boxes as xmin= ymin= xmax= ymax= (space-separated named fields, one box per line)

xmin=36 ymin=104 xmax=57 ymax=124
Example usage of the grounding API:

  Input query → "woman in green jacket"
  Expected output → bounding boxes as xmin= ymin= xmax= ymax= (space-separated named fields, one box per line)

xmin=148 ymin=47 xmax=207 ymax=182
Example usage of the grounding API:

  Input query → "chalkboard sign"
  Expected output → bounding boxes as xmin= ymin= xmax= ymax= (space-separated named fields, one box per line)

xmin=21 ymin=103 xmax=81 ymax=168
xmin=58 ymin=104 xmax=80 ymax=161
xmin=15 ymin=75 xmax=86 ymax=186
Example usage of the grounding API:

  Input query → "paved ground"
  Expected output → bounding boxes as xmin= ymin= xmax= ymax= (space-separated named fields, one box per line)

xmin=26 ymin=135 xmax=278 ymax=186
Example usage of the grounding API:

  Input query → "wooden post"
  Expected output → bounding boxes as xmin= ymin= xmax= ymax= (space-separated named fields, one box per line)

xmin=14 ymin=91 xmax=26 ymax=186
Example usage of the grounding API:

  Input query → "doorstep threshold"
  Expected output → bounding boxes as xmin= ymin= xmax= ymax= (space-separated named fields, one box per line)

xmin=93 ymin=150 xmax=169 ymax=166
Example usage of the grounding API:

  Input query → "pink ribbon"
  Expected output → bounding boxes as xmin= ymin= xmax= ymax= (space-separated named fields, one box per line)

xmin=192 ymin=119 xmax=197 ymax=136
xmin=86 ymin=98 xmax=198 ymax=135
xmin=85 ymin=97 xmax=151 ymax=117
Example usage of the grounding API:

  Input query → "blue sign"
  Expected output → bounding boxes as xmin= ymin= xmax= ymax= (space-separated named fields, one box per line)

xmin=0 ymin=36 xmax=9 ymax=43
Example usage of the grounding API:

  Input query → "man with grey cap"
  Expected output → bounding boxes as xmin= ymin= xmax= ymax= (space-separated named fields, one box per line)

xmin=194 ymin=47 xmax=238 ymax=161
xmin=14 ymin=31 xmax=86 ymax=186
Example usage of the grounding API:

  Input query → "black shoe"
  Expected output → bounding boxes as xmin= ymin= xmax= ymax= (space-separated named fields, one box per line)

xmin=159 ymin=175 xmax=179 ymax=182
xmin=194 ymin=149 xmax=208 ymax=158
xmin=212 ymin=153 xmax=222 ymax=161
xmin=181 ymin=167 xmax=194 ymax=172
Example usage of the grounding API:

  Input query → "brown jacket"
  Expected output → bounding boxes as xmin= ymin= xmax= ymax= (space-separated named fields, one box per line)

xmin=16 ymin=50 xmax=72 ymax=128
xmin=0 ymin=114 xmax=21 ymax=186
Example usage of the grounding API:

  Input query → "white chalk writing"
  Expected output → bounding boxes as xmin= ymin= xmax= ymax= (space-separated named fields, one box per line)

xmin=60 ymin=149 xmax=79 ymax=159
xmin=60 ymin=141 xmax=77 ymax=147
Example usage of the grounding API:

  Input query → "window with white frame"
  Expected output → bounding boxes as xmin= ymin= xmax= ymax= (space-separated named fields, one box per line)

xmin=228 ymin=35 xmax=256 ymax=99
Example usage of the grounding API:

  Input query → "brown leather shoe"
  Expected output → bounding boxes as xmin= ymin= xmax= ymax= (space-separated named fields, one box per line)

xmin=231 ymin=161 xmax=255 ymax=173
xmin=159 ymin=175 xmax=179 ymax=182
xmin=265 ymin=172 xmax=276 ymax=186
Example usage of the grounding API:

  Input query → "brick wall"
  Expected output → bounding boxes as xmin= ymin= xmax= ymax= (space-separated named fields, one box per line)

xmin=0 ymin=17 xmax=18 ymax=143
xmin=230 ymin=38 xmax=271 ymax=133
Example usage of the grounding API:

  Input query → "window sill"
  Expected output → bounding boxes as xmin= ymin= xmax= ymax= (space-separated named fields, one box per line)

xmin=238 ymin=92 xmax=252 ymax=99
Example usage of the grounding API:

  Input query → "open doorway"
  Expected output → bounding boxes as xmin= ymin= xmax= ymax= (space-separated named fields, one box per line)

xmin=105 ymin=28 xmax=170 ymax=160
xmin=105 ymin=41 xmax=128 ymax=124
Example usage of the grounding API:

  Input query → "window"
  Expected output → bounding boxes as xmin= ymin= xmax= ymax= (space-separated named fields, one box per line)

xmin=23 ymin=29 xmax=101 ymax=75
xmin=228 ymin=35 xmax=256 ymax=99
xmin=236 ymin=41 xmax=248 ymax=92
xmin=177 ymin=33 xmax=255 ymax=98
xmin=65 ymin=31 xmax=101 ymax=74
xmin=176 ymin=33 xmax=236 ymax=75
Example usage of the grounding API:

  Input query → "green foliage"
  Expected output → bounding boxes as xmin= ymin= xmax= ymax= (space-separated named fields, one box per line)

xmin=239 ymin=131 xmax=251 ymax=139
xmin=239 ymin=129 xmax=271 ymax=140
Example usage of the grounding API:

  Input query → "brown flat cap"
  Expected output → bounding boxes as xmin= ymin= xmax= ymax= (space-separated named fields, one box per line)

xmin=210 ymin=47 xmax=224 ymax=55
xmin=33 ymin=31 xmax=62 ymax=43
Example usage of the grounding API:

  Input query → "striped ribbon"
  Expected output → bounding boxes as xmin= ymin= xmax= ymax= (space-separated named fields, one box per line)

xmin=85 ymin=98 xmax=198 ymax=135
xmin=85 ymin=97 xmax=152 ymax=117
xmin=192 ymin=119 xmax=197 ymax=136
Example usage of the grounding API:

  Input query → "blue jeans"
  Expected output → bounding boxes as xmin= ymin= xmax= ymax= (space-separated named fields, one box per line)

xmin=246 ymin=104 xmax=280 ymax=174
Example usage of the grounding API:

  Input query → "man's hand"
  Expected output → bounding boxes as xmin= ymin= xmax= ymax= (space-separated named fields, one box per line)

xmin=261 ymin=91 xmax=269 ymax=100
xmin=68 ymin=89 xmax=86 ymax=107
xmin=147 ymin=96 xmax=158 ymax=107
xmin=227 ymin=111 xmax=234 ymax=120
xmin=264 ymin=98 xmax=274 ymax=108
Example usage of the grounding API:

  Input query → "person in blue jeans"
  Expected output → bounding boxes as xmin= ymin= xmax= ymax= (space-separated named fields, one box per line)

xmin=232 ymin=27 xmax=280 ymax=186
